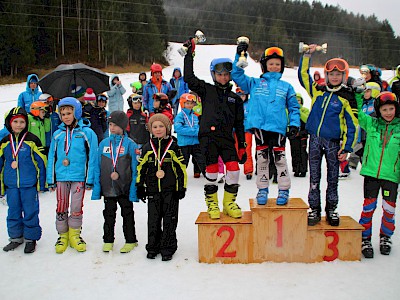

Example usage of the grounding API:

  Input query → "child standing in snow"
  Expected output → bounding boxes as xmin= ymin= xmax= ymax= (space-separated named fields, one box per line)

xmin=47 ymin=97 xmax=98 ymax=253
xmin=126 ymin=93 xmax=150 ymax=148
xmin=92 ymin=111 xmax=139 ymax=253
xmin=28 ymin=101 xmax=51 ymax=155
xmin=232 ymin=45 xmax=300 ymax=206
xmin=136 ymin=114 xmax=187 ymax=261
xmin=357 ymin=91 xmax=399 ymax=258
xmin=82 ymin=88 xmax=108 ymax=143
xmin=0 ymin=107 xmax=46 ymax=253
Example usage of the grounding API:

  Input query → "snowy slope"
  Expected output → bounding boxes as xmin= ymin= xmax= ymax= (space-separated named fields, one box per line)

xmin=0 ymin=42 xmax=398 ymax=300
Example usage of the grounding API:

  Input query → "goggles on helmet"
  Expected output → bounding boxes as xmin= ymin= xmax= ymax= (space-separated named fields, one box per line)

xmin=181 ymin=93 xmax=197 ymax=103
xmin=377 ymin=92 xmax=397 ymax=104
xmin=128 ymin=94 xmax=143 ymax=103
xmin=213 ymin=62 xmax=233 ymax=73
xmin=359 ymin=65 xmax=370 ymax=74
xmin=325 ymin=58 xmax=348 ymax=73
xmin=97 ymin=94 xmax=108 ymax=102
xmin=264 ymin=47 xmax=284 ymax=58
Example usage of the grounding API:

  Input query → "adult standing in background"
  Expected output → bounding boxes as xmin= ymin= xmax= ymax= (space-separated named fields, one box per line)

xmin=17 ymin=74 xmax=42 ymax=113
xmin=107 ymin=75 xmax=126 ymax=113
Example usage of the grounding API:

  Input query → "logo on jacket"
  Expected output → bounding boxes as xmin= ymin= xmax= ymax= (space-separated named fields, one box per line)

xmin=227 ymin=97 xmax=236 ymax=103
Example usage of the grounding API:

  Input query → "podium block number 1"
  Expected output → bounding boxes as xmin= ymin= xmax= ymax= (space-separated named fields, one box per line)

xmin=274 ymin=215 xmax=283 ymax=247
xmin=216 ymin=226 xmax=237 ymax=258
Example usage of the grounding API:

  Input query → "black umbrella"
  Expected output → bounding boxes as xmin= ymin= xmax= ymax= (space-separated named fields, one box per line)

xmin=38 ymin=63 xmax=110 ymax=99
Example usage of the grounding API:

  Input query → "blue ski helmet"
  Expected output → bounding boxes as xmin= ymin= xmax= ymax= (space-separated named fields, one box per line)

xmin=210 ymin=58 xmax=233 ymax=82
xmin=58 ymin=97 xmax=82 ymax=120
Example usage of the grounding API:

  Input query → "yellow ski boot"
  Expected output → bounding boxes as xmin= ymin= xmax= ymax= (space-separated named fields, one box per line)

xmin=55 ymin=232 xmax=69 ymax=254
xmin=69 ymin=227 xmax=87 ymax=252
xmin=102 ymin=243 xmax=114 ymax=252
xmin=204 ymin=184 xmax=220 ymax=219
xmin=120 ymin=242 xmax=138 ymax=253
xmin=223 ymin=184 xmax=242 ymax=218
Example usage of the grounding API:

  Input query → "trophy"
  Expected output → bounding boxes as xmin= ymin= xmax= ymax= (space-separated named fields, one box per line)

xmin=236 ymin=36 xmax=250 ymax=69
xmin=178 ymin=30 xmax=206 ymax=57
xmin=299 ymin=42 xmax=328 ymax=54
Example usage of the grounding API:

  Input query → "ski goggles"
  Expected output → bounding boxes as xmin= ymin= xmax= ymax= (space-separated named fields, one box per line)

xmin=97 ymin=95 xmax=108 ymax=102
xmin=214 ymin=62 xmax=233 ymax=73
xmin=377 ymin=92 xmax=397 ymax=104
xmin=264 ymin=47 xmax=284 ymax=58
xmin=324 ymin=58 xmax=348 ymax=72
xmin=181 ymin=94 xmax=197 ymax=103
xmin=359 ymin=65 xmax=370 ymax=74
xmin=128 ymin=95 xmax=143 ymax=103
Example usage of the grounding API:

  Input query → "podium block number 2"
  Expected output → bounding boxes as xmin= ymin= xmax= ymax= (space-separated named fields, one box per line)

xmin=216 ymin=226 xmax=236 ymax=258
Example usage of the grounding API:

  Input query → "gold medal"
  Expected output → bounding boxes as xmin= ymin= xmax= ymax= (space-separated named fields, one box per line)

xmin=62 ymin=158 xmax=70 ymax=166
xmin=110 ymin=171 xmax=119 ymax=180
xmin=11 ymin=161 xmax=18 ymax=169
xmin=156 ymin=170 xmax=165 ymax=179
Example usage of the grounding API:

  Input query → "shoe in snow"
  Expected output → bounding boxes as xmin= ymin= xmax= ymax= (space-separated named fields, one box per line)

xmin=55 ymin=232 xmax=69 ymax=254
xmin=246 ymin=174 xmax=252 ymax=180
xmin=256 ymin=188 xmax=269 ymax=205
xmin=120 ymin=242 xmax=138 ymax=253
xmin=69 ymin=227 xmax=86 ymax=252
xmin=276 ymin=189 xmax=289 ymax=205
xmin=147 ymin=252 xmax=157 ymax=259
xmin=3 ymin=241 xmax=23 ymax=252
xmin=299 ymin=172 xmax=306 ymax=177
xmin=103 ymin=243 xmax=114 ymax=252
xmin=24 ymin=241 xmax=36 ymax=254
xmin=362 ymin=239 xmax=374 ymax=259
xmin=308 ymin=209 xmax=321 ymax=226
xmin=162 ymin=255 xmax=173 ymax=261
xmin=294 ymin=172 xmax=300 ymax=177
xmin=380 ymin=235 xmax=392 ymax=255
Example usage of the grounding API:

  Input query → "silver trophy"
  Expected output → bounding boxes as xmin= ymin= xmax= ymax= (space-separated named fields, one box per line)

xmin=236 ymin=36 xmax=250 ymax=69
xmin=299 ymin=42 xmax=328 ymax=54
xmin=178 ymin=30 xmax=206 ymax=57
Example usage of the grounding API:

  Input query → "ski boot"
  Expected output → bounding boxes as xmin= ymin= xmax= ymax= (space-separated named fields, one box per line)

xmin=380 ymin=235 xmax=392 ymax=255
xmin=308 ymin=207 xmax=321 ymax=226
xmin=361 ymin=239 xmax=374 ymax=259
xmin=256 ymin=188 xmax=269 ymax=205
xmin=276 ymin=189 xmax=289 ymax=205
xmin=55 ymin=232 xmax=69 ymax=254
xmin=102 ymin=243 xmax=114 ymax=252
xmin=223 ymin=184 xmax=242 ymax=219
xmin=326 ymin=203 xmax=340 ymax=226
xmin=246 ymin=173 xmax=252 ymax=180
xmin=120 ymin=242 xmax=138 ymax=253
xmin=204 ymin=184 xmax=220 ymax=219
xmin=24 ymin=240 xmax=36 ymax=254
xmin=3 ymin=239 xmax=23 ymax=252
xmin=69 ymin=227 xmax=87 ymax=252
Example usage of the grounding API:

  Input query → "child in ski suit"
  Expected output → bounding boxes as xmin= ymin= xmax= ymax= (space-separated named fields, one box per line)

xmin=82 ymin=88 xmax=108 ymax=143
xmin=126 ymin=93 xmax=150 ymax=149
xmin=174 ymin=93 xmax=206 ymax=176
xmin=28 ymin=101 xmax=51 ymax=155
xmin=232 ymin=45 xmax=300 ymax=206
xmin=169 ymin=67 xmax=189 ymax=119
xmin=107 ymin=75 xmax=126 ymax=113
xmin=143 ymin=64 xmax=173 ymax=113
xmin=136 ymin=113 xmax=187 ymax=261
xmin=92 ymin=111 xmax=139 ymax=253
xmin=150 ymin=92 xmax=174 ymax=123
xmin=17 ymin=74 xmax=42 ymax=113
xmin=357 ymin=91 xmax=399 ymax=258
xmin=0 ymin=107 xmax=46 ymax=253
xmin=298 ymin=44 xmax=358 ymax=226
xmin=47 ymin=97 xmax=98 ymax=253
xmin=183 ymin=38 xmax=246 ymax=220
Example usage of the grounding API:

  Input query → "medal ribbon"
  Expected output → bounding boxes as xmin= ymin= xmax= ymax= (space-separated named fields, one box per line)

xmin=182 ymin=110 xmax=194 ymax=128
xmin=110 ymin=137 xmax=124 ymax=171
xmin=150 ymin=138 xmax=173 ymax=167
xmin=64 ymin=127 xmax=74 ymax=156
xmin=9 ymin=132 xmax=27 ymax=160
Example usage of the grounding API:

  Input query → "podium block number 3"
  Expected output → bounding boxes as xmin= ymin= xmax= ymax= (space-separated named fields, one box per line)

xmin=323 ymin=231 xmax=339 ymax=262
xmin=216 ymin=226 xmax=236 ymax=258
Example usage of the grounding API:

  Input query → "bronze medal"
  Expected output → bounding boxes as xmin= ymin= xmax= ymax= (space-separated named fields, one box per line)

xmin=62 ymin=158 xmax=70 ymax=166
xmin=156 ymin=170 xmax=165 ymax=179
xmin=110 ymin=171 xmax=119 ymax=180
xmin=11 ymin=161 xmax=18 ymax=169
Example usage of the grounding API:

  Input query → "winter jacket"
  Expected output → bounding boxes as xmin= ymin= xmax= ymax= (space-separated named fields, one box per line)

xmin=136 ymin=136 xmax=187 ymax=193
xmin=184 ymin=53 xmax=245 ymax=145
xmin=17 ymin=74 xmax=42 ymax=113
xmin=169 ymin=68 xmax=189 ymax=106
xmin=47 ymin=118 xmax=98 ymax=186
xmin=82 ymin=103 xmax=108 ymax=143
xmin=92 ymin=132 xmax=139 ymax=202
xmin=142 ymin=78 xmax=173 ymax=113
xmin=45 ymin=102 xmax=61 ymax=148
xmin=174 ymin=108 xmax=200 ymax=146
xmin=357 ymin=97 xmax=376 ymax=143
xmin=150 ymin=105 xmax=174 ymax=124
xmin=126 ymin=108 xmax=150 ymax=145
xmin=107 ymin=75 xmax=126 ymax=113
xmin=356 ymin=95 xmax=400 ymax=183
xmin=299 ymin=105 xmax=310 ymax=137
xmin=232 ymin=53 xmax=300 ymax=136
xmin=0 ymin=132 xmax=47 ymax=194
xmin=28 ymin=114 xmax=50 ymax=148
xmin=298 ymin=55 xmax=358 ymax=152
xmin=0 ymin=127 xmax=10 ymax=141
xmin=390 ymin=77 xmax=400 ymax=100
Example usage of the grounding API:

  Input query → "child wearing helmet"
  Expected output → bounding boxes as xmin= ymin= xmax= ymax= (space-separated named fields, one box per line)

xmin=96 ymin=93 xmax=110 ymax=138
xmin=183 ymin=38 xmax=246 ymax=220
xmin=28 ymin=101 xmax=50 ymax=154
xmin=389 ymin=65 xmax=400 ymax=100
xmin=232 ymin=45 xmax=300 ymax=206
xmin=82 ymin=88 xmax=108 ymax=143
xmin=357 ymin=91 xmax=399 ymax=258
xmin=47 ymin=97 xmax=98 ymax=253
xmin=298 ymin=44 xmax=358 ymax=226
xmin=39 ymin=93 xmax=61 ymax=148
xmin=126 ymin=93 xmax=150 ymax=148
xmin=359 ymin=64 xmax=383 ymax=90
xmin=150 ymin=92 xmax=174 ymax=123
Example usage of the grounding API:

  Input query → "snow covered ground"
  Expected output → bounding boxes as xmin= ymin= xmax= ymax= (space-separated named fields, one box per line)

xmin=0 ymin=42 xmax=398 ymax=300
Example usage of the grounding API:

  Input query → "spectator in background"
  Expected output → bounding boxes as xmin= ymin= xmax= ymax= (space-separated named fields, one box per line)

xmin=107 ymin=75 xmax=126 ymax=113
xmin=17 ymin=74 xmax=42 ymax=113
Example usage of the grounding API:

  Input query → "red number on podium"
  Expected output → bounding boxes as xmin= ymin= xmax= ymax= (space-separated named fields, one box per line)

xmin=216 ymin=226 xmax=236 ymax=257
xmin=274 ymin=215 xmax=283 ymax=247
xmin=323 ymin=231 xmax=339 ymax=262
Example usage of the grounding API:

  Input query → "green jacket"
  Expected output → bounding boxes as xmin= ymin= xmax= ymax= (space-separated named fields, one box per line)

xmin=28 ymin=114 xmax=50 ymax=148
xmin=356 ymin=94 xmax=400 ymax=183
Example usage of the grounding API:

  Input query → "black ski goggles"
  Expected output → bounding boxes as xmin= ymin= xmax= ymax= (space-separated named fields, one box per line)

xmin=97 ymin=95 xmax=108 ymax=102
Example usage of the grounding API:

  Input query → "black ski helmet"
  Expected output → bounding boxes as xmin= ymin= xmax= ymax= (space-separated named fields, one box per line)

xmin=260 ymin=47 xmax=285 ymax=73
xmin=374 ymin=91 xmax=399 ymax=118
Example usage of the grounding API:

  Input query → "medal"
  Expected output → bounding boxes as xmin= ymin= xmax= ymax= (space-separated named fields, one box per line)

xmin=11 ymin=161 xmax=18 ymax=169
xmin=62 ymin=158 xmax=70 ymax=166
xmin=110 ymin=171 xmax=119 ymax=180
xmin=156 ymin=170 xmax=165 ymax=179
xmin=150 ymin=138 xmax=174 ymax=180
xmin=9 ymin=132 xmax=27 ymax=169
xmin=63 ymin=127 xmax=74 ymax=167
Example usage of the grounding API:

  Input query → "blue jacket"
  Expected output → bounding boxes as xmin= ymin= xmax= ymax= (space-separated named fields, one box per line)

xmin=142 ymin=78 xmax=172 ymax=112
xmin=298 ymin=55 xmax=358 ymax=152
xmin=47 ymin=119 xmax=98 ymax=185
xmin=45 ymin=111 xmax=61 ymax=148
xmin=169 ymin=68 xmax=189 ymax=106
xmin=107 ymin=75 xmax=126 ymax=113
xmin=0 ymin=132 xmax=47 ymax=194
xmin=174 ymin=108 xmax=200 ymax=146
xmin=232 ymin=54 xmax=300 ymax=135
xmin=17 ymin=74 xmax=42 ymax=113
xmin=0 ymin=127 xmax=10 ymax=141
xmin=92 ymin=132 xmax=139 ymax=202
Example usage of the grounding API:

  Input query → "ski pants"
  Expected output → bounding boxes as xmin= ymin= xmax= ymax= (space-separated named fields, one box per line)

xmin=146 ymin=192 xmax=179 ymax=257
xmin=235 ymin=132 xmax=254 ymax=175
xmin=55 ymin=181 xmax=85 ymax=234
xmin=308 ymin=134 xmax=340 ymax=210
xmin=103 ymin=195 xmax=137 ymax=243
xmin=181 ymin=144 xmax=206 ymax=176
xmin=359 ymin=176 xmax=398 ymax=239
xmin=289 ymin=134 xmax=308 ymax=174
xmin=6 ymin=186 xmax=41 ymax=241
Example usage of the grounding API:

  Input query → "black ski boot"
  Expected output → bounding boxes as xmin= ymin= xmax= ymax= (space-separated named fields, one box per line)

xmin=3 ymin=241 xmax=23 ymax=252
xmin=307 ymin=208 xmax=321 ymax=226
xmin=361 ymin=239 xmax=374 ymax=259
xmin=326 ymin=203 xmax=340 ymax=226
xmin=380 ymin=235 xmax=392 ymax=255
xmin=24 ymin=241 xmax=36 ymax=254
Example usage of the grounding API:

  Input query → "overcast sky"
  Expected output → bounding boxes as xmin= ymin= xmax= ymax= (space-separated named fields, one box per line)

xmin=307 ymin=0 xmax=399 ymax=36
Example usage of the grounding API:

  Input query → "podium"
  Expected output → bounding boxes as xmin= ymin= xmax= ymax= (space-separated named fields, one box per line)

xmin=195 ymin=198 xmax=364 ymax=263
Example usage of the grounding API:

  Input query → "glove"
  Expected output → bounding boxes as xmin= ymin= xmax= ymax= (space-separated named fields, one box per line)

xmin=352 ymin=77 xmax=366 ymax=88
xmin=183 ymin=38 xmax=196 ymax=54
xmin=236 ymin=42 xmax=248 ymax=55
xmin=237 ymin=143 xmax=247 ymax=164
xmin=85 ymin=183 xmax=93 ymax=190
xmin=287 ymin=126 xmax=299 ymax=140
xmin=174 ymin=189 xmax=186 ymax=200
xmin=136 ymin=186 xmax=147 ymax=202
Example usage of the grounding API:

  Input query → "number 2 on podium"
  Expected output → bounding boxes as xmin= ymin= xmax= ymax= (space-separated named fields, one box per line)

xmin=216 ymin=226 xmax=236 ymax=257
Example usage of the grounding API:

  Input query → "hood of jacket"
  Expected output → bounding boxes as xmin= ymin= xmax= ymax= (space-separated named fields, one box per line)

xmin=172 ymin=67 xmax=182 ymax=79
xmin=110 ymin=74 xmax=120 ymax=86
xmin=25 ymin=74 xmax=40 ymax=93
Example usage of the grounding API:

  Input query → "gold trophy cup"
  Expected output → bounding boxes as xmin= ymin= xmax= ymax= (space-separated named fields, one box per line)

xmin=299 ymin=42 xmax=328 ymax=54
xmin=236 ymin=36 xmax=250 ymax=68
xmin=178 ymin=30 xmax=206 ymax=57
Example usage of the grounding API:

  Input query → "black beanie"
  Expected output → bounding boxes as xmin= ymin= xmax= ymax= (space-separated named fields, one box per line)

xmin=108 ymin=111 xmax=128 ymax=130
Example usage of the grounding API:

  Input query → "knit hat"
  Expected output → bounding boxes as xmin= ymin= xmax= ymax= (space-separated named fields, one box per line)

xmin=108 ymin=111 xmax=128 ymax=131
xmin=148 ymin=113 xmax=171 ymax=136
xmin=83 ymin=88 xmax=96 ymax=101
xmin=71 ymin=84 xmax=85 ymax=98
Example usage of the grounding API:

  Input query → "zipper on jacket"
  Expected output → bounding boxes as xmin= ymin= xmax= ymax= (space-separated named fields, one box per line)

xmin=316 ymin=93 xmax=333 ymax=136
xmin=157 ymin=139 xmax=162 ymax=192
xmin=376 ymin=124 xmax=391 ymax=178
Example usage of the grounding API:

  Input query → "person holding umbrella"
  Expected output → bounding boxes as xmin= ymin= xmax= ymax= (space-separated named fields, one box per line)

xmin=107 ymin=75 xmax=126 ymax=113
